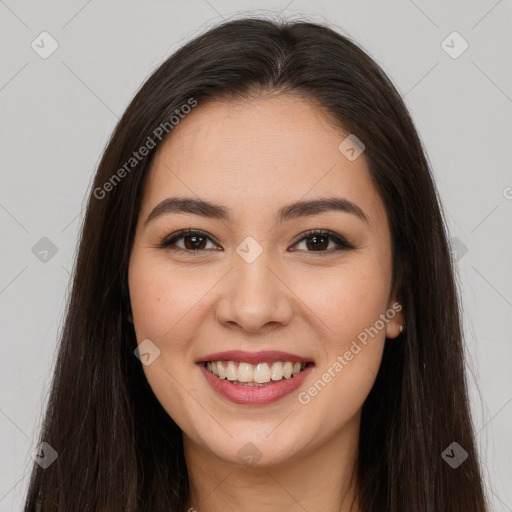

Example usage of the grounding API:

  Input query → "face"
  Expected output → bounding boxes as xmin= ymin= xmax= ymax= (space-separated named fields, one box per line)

xmin=128 ymin=94 xmax=404 ymax=467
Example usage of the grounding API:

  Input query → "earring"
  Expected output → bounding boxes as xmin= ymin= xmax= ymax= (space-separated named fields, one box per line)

xmin=399 ymin=324 xmax=404 ymax=333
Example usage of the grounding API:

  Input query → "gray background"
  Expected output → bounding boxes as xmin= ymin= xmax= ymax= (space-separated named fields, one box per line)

xmin=1 ymin=0 xmax=511 ymax=510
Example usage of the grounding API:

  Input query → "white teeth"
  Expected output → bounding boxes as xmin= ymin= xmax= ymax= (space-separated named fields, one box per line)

xmin=205 ymin=360 xmax=309 ymax=384
xmin=237 ymin=362 xmax=253 ymax=382
xmin=271 ymin=361 xmax=283 ymax=381
xmin=226 ymin=361 xmax=237 ymax=381
xmin=253 ymin=363 xmax=271 ymax=383
xmin=216 ymin=361 xmax=225 ymax=379
xmin=283 ymin=361 xmax=293 ymax=379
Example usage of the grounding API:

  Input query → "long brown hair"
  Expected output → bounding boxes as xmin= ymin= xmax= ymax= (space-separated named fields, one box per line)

xmin=24 ymin=16 xmax=488 ymax=511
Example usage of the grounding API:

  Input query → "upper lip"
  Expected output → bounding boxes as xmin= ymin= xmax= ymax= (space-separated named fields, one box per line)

xmin=196 ymin=350 xmax=314 ymax=365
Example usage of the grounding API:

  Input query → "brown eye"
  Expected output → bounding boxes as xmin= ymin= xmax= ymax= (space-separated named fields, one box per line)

xmin=160 ymin=229 xmax=220 ymax=253
xmin=290 ymin=230 xmax=355 ymax=253
xmin=180 ymin=234 xmax=208 ymax=250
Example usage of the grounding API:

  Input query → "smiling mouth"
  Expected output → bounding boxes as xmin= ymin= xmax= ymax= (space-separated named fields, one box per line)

xmin=203 ymin=360 xmax=314 ymax=387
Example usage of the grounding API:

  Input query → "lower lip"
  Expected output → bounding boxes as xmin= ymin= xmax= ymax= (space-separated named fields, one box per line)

xmin=198 ymin=363 xmax=314 ymax=405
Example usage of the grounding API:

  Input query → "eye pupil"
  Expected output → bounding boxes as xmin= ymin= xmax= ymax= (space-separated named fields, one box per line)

xmin=185 ymin=235 xmax=206 ymax=250
xmin=306 ymin=235 xmax=328 ymax=251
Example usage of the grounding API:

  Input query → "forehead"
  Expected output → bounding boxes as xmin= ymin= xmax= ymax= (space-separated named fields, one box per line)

xmin=142 ymin=94 xmax=388 ymax=234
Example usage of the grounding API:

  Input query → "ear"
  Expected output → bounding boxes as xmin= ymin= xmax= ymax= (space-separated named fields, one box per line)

xmin=385 ymin=289 xmax=405 ymax=339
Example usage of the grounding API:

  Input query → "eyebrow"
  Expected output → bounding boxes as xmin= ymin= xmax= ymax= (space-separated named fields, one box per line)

xmin=144 ymin=196 xmax=371 ymax=228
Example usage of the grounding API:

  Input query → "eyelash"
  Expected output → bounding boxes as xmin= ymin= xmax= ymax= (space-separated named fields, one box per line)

xmin=158 ymin=229 xmax=356 ymax=256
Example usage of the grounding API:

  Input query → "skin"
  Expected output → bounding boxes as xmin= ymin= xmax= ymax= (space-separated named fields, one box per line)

xmin=128 ymin=93 xmax=404 ymax=512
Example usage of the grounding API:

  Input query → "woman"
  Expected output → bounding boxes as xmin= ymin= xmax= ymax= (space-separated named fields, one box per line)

xmin=24 ymin=16 xmax=488 ymax=512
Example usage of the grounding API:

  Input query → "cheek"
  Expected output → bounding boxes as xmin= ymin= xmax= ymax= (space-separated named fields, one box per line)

xmin=298 ymin=262 xmax=391 ymax=347
xmin=318 ymin=265 xmax=391 ymax=400
xmin=297 ymin=265 xmax=389 ymax=421
xmin=128 ymin=259 xmax=166 ymax=340
xmin=128 ymin=255 xmax=199 ymax=422
xmin=128 ymin=254 xmax=207 ymax=342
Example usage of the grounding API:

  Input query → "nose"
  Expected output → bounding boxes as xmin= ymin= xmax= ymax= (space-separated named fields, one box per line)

xmin=215 ymin=251 xmax=294 ymax=334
